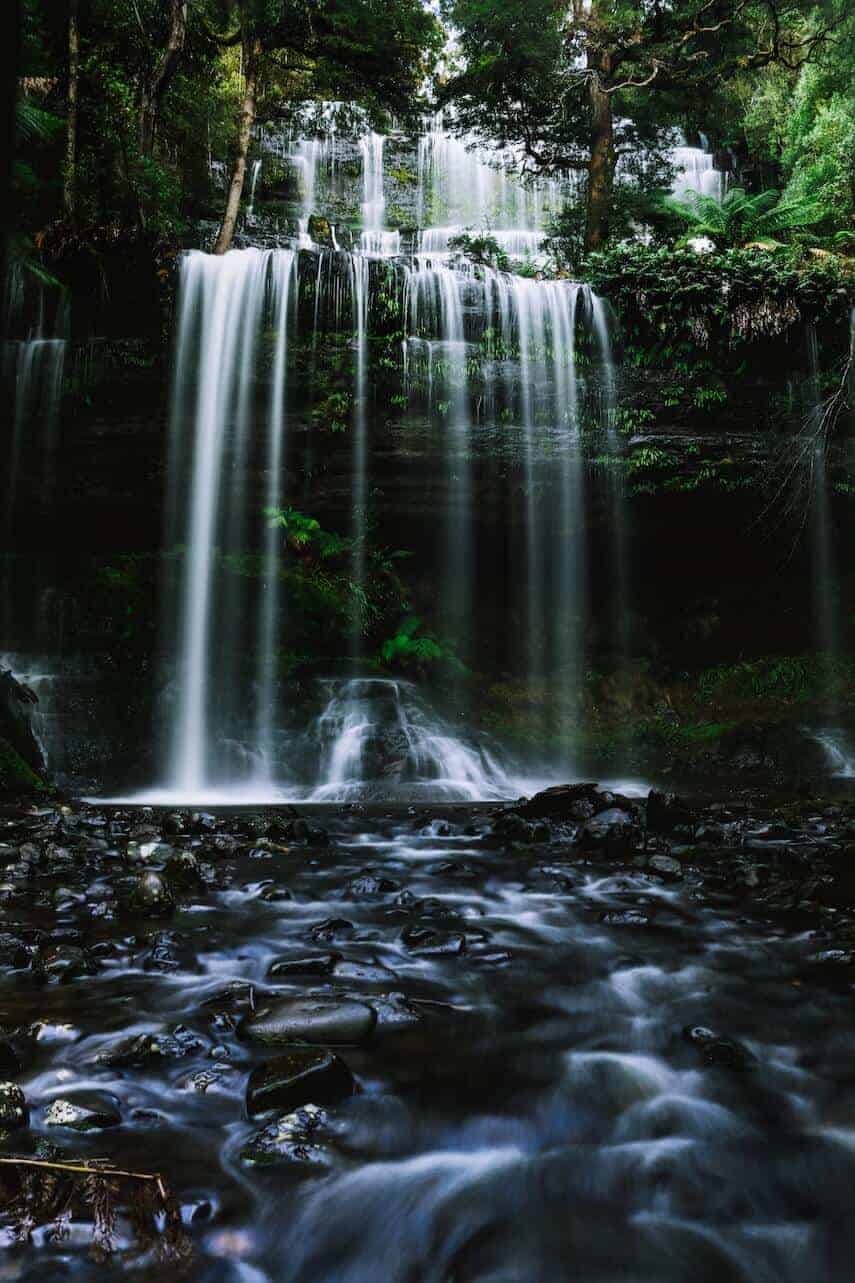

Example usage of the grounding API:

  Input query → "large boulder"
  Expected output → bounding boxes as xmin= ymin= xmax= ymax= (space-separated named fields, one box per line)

xmin=516 ymin=784 xmax=619 ymax=821
xmin=0 ymin=669 xmax=47 ymax=794
xmin=646 ymin=790 xmax=695 ymax=836
xmin=580 ymin=808 xmax=639 ymax=858
xmin=0 ymin=670 xmax=44 ymax=771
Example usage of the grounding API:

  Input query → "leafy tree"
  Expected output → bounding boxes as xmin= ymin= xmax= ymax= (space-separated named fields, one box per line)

xmin=782 ymin=61 xmax=855 ymax=240
xmin=666 ymin=185 xmax=824 ymax=247
xmin=441 ymin=0 xmax=844 ymax=253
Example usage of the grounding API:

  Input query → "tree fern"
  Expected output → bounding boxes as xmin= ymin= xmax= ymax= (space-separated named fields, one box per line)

xmin=665 ymin=187 xmax=824 ymax=248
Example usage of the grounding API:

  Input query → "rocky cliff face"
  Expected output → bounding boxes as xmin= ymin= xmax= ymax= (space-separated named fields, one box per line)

xmin=0 ymin=669 xmax=47 ymax=795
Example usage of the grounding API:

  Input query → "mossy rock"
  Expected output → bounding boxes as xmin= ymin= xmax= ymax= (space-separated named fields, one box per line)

xmin=0 ymin=736 xmax=47 ymax=795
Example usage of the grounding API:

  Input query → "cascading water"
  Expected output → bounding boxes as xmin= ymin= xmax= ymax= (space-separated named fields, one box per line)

xmin=167 ymin=249 xmax=280 ymax=798
xmin=670 ymin=133 xmax=725 ymax=201
xmin=309 ymin=678 xmax=518 ymax=800
xmin=359 ymin=132 xmax=401 ymax=257
xmin=3 ymin=277 xmax=67 ymax=534
xmin=415 ymin=116 xmax=562 ymax=267
xmin=247 ymin=157 xmax=262 ymax=218
xmin=135 ymin=117 xmax=620 ymax=802
xmin=256 ymin=250 xmax=298 ymax=776
xmin=806 ymin=325 xmax=840 ymax=704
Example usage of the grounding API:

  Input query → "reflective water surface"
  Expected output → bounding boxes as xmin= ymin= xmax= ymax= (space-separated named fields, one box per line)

xmin=3 ymin=802 xmax=855 ymax=1281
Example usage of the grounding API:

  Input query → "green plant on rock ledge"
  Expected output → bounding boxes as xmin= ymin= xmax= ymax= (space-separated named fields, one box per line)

xmin=584 ymin=243 xmax=852 ymax=361
xmin=664 ymin=187 xmax=824 ymax=250
xmin=379 ymin=614 xmax=460 ymax=675
xmin=261 ymin=508 xmax=454 ymax=676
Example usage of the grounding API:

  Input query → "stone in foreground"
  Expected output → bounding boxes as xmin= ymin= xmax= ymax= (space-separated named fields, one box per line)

xmin=240 ymin=997 xmax=377 ymax=1046
xmin=240 ymin=1104 xmax=332 ymax=1168
xmin=44 ymin=1091 xmax=121 ymax=1132
xmin=246 ymin=1048 xmax=355 ymax=1117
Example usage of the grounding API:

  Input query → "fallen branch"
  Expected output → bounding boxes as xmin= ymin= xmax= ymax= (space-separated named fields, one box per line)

xmin=0 ymin=1154 xmax=192 ymax=1264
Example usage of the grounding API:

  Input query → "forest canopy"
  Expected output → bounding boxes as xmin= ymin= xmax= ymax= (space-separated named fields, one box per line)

xmin=8 ymin=0 xmax=854 ymax=262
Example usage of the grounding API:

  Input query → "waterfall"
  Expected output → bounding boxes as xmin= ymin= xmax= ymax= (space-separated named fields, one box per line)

xmin=3 ymin=279 xmax=67 ymax=534
xmin=256 ymin=250 xmax=298 ymax=776
xmin=247 ymin=157 xmax=262 ymax=217
xmin=168 ymin=249 xmax=274 ymax=795
xmin=670 ymin=136 xmax=724 ymax=201
xmin=359 ymin=132 xmax=401 ymax=256
xmin=806 ymin=325 xmax=840 ymax=711
xmin=350 ymin=252 xmax=371 ymax=666
xmin=290 ymin=137 xmax=334 ymax=245
xmin=135 ymin=113 xmax=619 ymax=802
xmin=415 ymin=116 xmax=562 ymax=265
xmin=404 ymin=262 xmax=472 ymax=669
xmin=309 ymin=678 xmax=517 ymax=801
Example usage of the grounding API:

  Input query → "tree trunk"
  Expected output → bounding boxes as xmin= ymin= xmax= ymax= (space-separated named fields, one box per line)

xmin=1 ymin=0 xmax=22 ymax=330
xmin=63 ymin=0 xmax=79 ymax=222
xmin=139 ymin=0 xmax=187 ymax=157
xmin=213 ymin=31 xmax=260 ymax=256
xmin=585 ymin=55 xmax=614 ymax=252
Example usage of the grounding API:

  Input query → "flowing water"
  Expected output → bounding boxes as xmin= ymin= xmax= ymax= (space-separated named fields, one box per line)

xmin=6 ymin=801 xmax=855 ymax=1282
xmin=136 ymin=117 xmax=619 ymax=803
xmin=3 ymin=275 xmax=67 ymax=535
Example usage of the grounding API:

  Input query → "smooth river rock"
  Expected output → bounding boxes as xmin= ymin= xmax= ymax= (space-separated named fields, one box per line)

xmin=240 ymin=997 xmax=377 ymax=1046
xmin=246 ymin=1048 xmax=355 ymax=1117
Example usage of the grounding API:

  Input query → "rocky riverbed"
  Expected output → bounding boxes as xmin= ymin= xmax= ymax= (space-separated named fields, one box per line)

xmin=1 ymin=783 xmax=855 ymax=1280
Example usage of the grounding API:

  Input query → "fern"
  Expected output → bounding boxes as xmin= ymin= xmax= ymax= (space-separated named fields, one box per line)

xmin=665 ymin=187 xmax=824 ymax=248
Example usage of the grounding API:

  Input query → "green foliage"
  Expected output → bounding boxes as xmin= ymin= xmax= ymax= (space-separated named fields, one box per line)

xmin=379 ymin=615 xmax=452 ymax=672
xmin=691 ymin=654 xmax=854 ymax=704
xmin=265 ymin=506 xmax=348 ymax=557
xmin=0 ymin=738 xmax=47 ymax=795
xmin=260 ymin=507 xmax=452 ymax=674
xmin=584 ymin=243 xmax=852 ymax=361
xmin=782 ymin=64 xmax=855 ymax=240
xmin=448 ymin=232 xmax=510 ymax=271
xmin=665 ymin=186 xmax=824 ymax=248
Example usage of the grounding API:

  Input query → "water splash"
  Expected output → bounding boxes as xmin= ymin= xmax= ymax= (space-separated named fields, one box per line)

xmin=309 ymin=678 xmax=522 ymax=801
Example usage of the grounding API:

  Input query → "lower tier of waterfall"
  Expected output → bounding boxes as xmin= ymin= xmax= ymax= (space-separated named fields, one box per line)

xmin=123 ymin=677 xmax=547 ymax=805
xmin=141 ymin=243 xmax=620 ymax=803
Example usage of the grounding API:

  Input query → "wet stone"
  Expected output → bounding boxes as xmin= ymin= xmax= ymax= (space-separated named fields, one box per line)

xmin=268 ymin=953 xmax=340 ymax=978
xmin=246 ymin=1048 xmax=355 ymax=1117
xmin=400 ymin=924 xmax=466 ymax=956
xmin=32 ymin=943 xmax=99 ymax=984
xmin=0 ymin=1041 xmax=21 ymax=1078
xmin=240 ymin=998 xmax=377 ymax=1047
xmin=95 ymin=1024 xmax=205 ymax=1068
xmin=343 ymin=871 xmax=399 ymax=898
xmin=140 ymin=929 xmax=197 ymax=973
xmin=581 ymin=808 xmax=639 ymax=858
xmin=309 ymin=918 xmax=356 ymax=943
xmin=240 ymin=1104 xmax=332 ymax=1168
xmin=683 ymin=1024 xmax=757 ymax=1071
xmin=647 ymin=790 xmax=695 ymax=835
xmin=164 ymin=850 xmax=205 ymax=889
xmin=125 ymin=871 xmax=175 ymax=917
xmin=0 ymin=932 xmax=31 ymax=968
xmin=647 ymin=854 xmax=683 ymax=882
xmin=601 ymin=909 xmax=651 ymax=927
xmin=179 ymin=1064 xmax=238 ymax=1094
xmin=259 ymin=884 xmax=293 ymax=902
xmin=0 ymin=1082 xmax=28 ymax=1136
xmin=44 ymin=1091 xmax=121 ymax=1132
